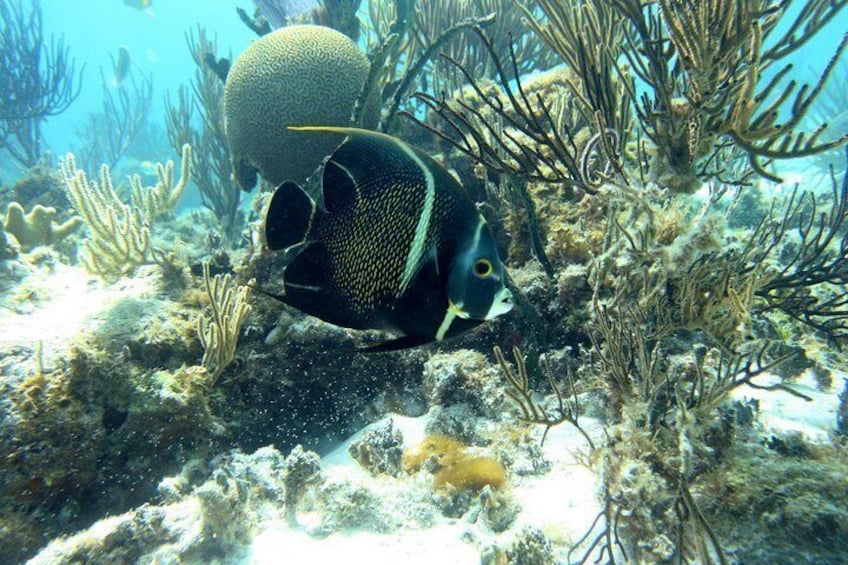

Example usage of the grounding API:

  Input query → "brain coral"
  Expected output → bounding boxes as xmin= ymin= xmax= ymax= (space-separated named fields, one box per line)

xmin=224 ymin=25 xmax=374 ymax=190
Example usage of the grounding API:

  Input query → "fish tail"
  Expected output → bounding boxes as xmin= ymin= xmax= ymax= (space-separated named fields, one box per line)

xmin=265 ymin=180 xmax=317 ymax=251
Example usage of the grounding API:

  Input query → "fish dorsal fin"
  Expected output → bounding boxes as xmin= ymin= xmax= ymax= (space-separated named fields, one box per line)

xmin=265 ymin=180 xmax=316 ymax=251
xmin=291 ymin=126 xmax=425 ymax=200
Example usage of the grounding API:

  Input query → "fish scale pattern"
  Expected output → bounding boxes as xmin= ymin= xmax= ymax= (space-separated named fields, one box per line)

xmin=318 ymin=171 xmax=458 ymax=319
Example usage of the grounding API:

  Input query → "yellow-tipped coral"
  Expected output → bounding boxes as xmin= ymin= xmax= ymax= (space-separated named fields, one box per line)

xmin=197 ymin=262 xmax=254 ymax=385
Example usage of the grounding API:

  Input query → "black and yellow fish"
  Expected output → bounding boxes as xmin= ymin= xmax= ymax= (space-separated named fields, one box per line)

xmin=262 ymin=127 xmax=514 ymax=352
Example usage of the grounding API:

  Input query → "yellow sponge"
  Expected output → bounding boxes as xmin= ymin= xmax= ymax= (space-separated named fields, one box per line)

xmin=404 ymin=435 xmax=507 ymax=492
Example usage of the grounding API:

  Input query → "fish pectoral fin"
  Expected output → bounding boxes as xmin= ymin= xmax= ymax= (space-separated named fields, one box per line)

xmin=282 ymin=241 xmax=330 ymax=292
xmin=357 ymin=334 xmax=434 ymax=353
xmin=248 ymin=283 xmax=287 ymax=303
xmin=247 ymin=274 xmax=322 ymax=304
xmin=276 ymin=238 xmax=306 ymax=258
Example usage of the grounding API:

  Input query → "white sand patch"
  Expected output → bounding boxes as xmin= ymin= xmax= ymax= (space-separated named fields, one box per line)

xmin=512 ymin=419 xmax=602 ymax=546
xmin=248 ymin=523 xmax=480 ymax=565
xmin=731 ymin=369 xmax=843 ymax=441
xmin=0 ymin=263 xmax=157 ymax=371
xmin=285 ymin=413 xmax=604 ymax=563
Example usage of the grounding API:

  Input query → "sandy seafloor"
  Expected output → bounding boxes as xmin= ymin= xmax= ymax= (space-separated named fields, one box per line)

xmin=2 ymin=256 xmax=842 ymax=564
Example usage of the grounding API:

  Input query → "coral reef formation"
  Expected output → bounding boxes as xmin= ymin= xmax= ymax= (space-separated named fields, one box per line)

xmin=2 ymin=164 xmax=69 ymax=210
xmin=59 ymin=145 xmax=191 ymax=279
xmin=26 ymin=446 xmax=317 ymax=563
xmin=702 ymin=437 xmax=848 ymax=562
xmin=224 ymin=25 xmax=375 ymax=189
xmin=348 ymin=419 xmax=405 ymax=476
xmin=418 ymin=0 xmax=848 ymax=194
xmin=3 ymin=1 xmax=848 ymax=563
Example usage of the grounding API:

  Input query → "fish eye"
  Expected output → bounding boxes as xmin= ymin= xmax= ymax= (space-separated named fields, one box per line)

xmin=473 ymin=258 xmax=493 ymax=277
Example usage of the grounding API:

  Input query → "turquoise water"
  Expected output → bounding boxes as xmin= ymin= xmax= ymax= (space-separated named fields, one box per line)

xmin=11 ymin=2 xmax=848 ymax=174
xmin=39 ymin=1 xmax=253 ymax=153
xmin=2 ymin=1 xmax=848 ymax=563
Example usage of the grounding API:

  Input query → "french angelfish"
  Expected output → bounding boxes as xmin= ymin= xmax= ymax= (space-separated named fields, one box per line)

xmin=263 ymin=127 xmax=514 ymax=352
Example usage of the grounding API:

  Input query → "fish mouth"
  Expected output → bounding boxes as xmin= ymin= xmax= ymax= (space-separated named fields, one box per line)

xmin=485 ymin=287 xmax=514 ymax=320
xmin=450 ymin=286 xmax=513 ymax=322
xmin=451 ymin=301 xmax=471 ymax=319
